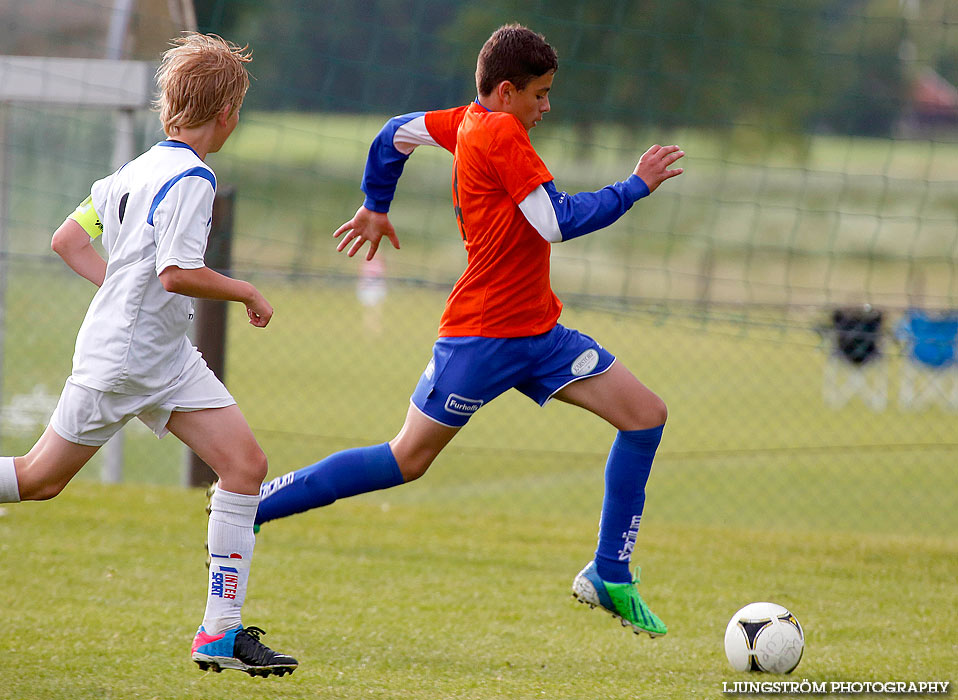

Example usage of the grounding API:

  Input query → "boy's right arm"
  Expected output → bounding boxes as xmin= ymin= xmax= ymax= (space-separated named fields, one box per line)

xmin=336 ymin=106 xmax=468 ymax=260
xmin=334 ymin=205 xmax=399 ymax=260
xmin=359 ymin=107 xmax=464 ymax=213
xmin=53 ymin=203 xmax=106 ymax=287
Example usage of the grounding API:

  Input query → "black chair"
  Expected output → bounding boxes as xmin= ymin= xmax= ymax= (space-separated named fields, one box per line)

xmin=823 ymin=305 xmax=887 ymax=410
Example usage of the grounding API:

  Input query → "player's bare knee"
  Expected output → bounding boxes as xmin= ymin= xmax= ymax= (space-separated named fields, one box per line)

xmin=650 ymin=395 xmax=668 ymax=426
xmin=220 ymin=445 xmax=268 ymax=486
xmin=396 ymin=452 xmax=434 ymax=482
xmin=398 ymin=460 xmax=429 ymax=482
xmin=626 ymin=393 xmax=667 ymax=430
xmin=389 ymin=436 xmax=439 ymax=482
xmin=243 ymin=447 xmax=269 ymax=484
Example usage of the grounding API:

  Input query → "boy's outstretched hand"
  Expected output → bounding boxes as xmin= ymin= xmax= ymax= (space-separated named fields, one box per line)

xmin=634 ymin=144 xmax=685 ymax=193
xmin=334 ymin=206 xmax=401 ymax=261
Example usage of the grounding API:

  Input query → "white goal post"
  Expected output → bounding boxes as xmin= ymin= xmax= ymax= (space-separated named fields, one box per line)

xmin=0 ymin=55 xmax=153 ymax=482
xmin=0 ymin=56 xmax=153 ymax=106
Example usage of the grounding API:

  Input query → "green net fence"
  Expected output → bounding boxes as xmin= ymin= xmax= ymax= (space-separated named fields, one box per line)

xmin=1 ymin=0 xmax=956 ymax=539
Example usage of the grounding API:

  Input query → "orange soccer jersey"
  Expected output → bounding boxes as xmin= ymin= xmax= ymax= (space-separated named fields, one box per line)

xmin=424 ymin=102 xmax=562 ymax=338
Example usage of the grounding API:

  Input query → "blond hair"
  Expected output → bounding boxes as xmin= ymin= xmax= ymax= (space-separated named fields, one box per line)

xmin=154 ymin=32 xmax=252 ymax=136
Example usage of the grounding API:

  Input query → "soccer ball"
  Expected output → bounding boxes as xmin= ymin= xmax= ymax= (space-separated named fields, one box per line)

xmin=724 ymin=602 xmax=804 ymax=674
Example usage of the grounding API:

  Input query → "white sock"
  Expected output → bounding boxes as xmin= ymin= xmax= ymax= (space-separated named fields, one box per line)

xmin=203 ymin=488 xmax=258 ymax=635
xmin=0 ymin=457 xmax=20 ymax=503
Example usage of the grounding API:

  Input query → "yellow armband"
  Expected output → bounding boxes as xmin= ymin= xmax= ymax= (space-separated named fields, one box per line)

xmin=67 ymin=195 xmax=103 ymax=239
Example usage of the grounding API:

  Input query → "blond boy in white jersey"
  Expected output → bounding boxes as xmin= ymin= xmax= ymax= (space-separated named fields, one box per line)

xmin=0 ymin=33 xmax=297 ymax=677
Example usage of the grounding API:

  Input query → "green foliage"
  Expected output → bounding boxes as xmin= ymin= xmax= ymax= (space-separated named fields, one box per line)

xmin=450 ymin=0 xmax=832 ymax=133
xmin=197 ymin=0 xmax=468 ymax=113
xmin=817 ymin=2 xmax=909 ymax=136
xmin=190 ymin=0 xmax=957 ymax=136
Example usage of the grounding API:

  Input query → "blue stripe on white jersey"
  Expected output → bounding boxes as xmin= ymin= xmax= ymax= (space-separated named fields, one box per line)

xmin=361 ymin=112 xmax=435 ymax=213
xmin=147 ymin=166 xmax=217 ymax=226
xmin=158 ymin=139 xmax=202 ymax=157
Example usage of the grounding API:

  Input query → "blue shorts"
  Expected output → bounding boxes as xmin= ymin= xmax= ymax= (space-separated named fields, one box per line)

xmin=410 ymin=324 xmax=615 ymax=428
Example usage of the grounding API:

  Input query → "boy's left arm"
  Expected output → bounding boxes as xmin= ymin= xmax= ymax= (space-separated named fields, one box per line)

xmin=52 ymin=213 xmax=106 ymax=287
xmin=158 ymin=265 xmax=273 ymax=327
xmin=520 ymin=144 xmax=684 ymax=243
xmin=153 ymin=177 xmax=273 ymax=327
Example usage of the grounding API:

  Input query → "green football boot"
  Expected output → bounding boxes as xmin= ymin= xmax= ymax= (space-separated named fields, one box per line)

xmin=572 ymin=561 xmax=667 ymax=638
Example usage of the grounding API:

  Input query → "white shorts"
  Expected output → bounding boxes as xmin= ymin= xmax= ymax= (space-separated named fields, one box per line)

xmin=50 ymin=351 xmax=235 ymax=446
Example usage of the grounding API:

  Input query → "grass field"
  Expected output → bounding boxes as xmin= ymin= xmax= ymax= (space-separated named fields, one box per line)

xmin=1 ymin=477 xmax=954 ymax=700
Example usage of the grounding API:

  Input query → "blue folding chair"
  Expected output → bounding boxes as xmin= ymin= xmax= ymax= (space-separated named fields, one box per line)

xmin=896 ymin=309 xmax=958 ymax=410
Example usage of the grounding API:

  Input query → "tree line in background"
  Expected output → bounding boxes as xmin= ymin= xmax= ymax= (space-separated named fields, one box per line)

xmin=193 ymin=0 xmax=958 ymax=138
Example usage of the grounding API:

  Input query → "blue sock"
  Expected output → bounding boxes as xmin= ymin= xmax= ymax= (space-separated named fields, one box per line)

xmin=255 ymin=443 xmax=404 ymax=525
xmin=593 ymin=425 xmax=664 ymax=584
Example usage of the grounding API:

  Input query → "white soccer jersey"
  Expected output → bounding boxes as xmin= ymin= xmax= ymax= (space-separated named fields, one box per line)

xmin=68 ymin=140 xmax=216 ymax=395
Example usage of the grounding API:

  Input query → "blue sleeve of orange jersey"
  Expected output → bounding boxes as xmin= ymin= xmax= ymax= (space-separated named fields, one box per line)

xmin=546 ymin=175 xmax=650 ymax=241
xmin=361 ymin=112 xmax=426 ymax=213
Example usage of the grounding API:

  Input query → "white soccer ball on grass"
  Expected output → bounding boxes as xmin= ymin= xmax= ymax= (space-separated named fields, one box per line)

xmin=724 ymin=602 xmax=804 ymax=674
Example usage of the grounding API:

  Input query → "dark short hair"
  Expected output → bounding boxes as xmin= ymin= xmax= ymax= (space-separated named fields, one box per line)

xmin=476 ymin=24 xmax=558 ymax=97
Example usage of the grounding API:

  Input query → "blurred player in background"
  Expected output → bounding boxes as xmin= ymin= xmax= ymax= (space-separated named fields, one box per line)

xmin=253 ymin=23 xmax=683 ymax=637
xmin=0 ymin=33 xmax=297 ymax=676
